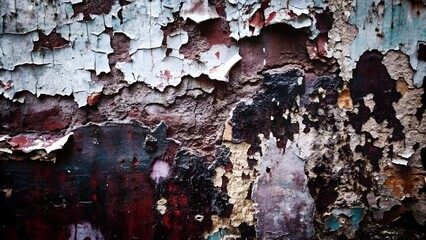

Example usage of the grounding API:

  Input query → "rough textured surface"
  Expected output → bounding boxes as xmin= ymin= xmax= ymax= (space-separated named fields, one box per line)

xmin=1 ymin=0 xmax=426 ymax=239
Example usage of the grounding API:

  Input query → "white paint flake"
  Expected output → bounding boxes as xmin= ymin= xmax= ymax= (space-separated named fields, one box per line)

xmin=180 ymin=0 xmax=220 ymax=23
xmin=0 ymin=0 xmax=82 ymax=34
xmin=0 ymin=17 xmax=111 ymax=106
xmin=0 ymin=0 xmax=243 ymax=105
xmin=225 ymin=0 xmax=326 ymax=40
xmin=0 ymin=132 xmax=73 ymax=162
xmin=117 ymin=44 xmax=241 ymax=91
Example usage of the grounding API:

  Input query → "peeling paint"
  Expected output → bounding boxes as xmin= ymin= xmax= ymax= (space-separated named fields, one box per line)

xmin=0 ymin=133 xmax=72 ymax=162
xmin=1 ymin=0 xmax=426 ymax=239
xmin=180 ymin=0 xmax=219 ymax=23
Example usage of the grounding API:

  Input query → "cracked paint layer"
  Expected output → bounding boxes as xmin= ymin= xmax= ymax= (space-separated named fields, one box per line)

xmin=224 ymin=0 xmax=327 ymax=40
xmin=1 ymin=0 xmax=426 ymax=239
xmin=0 ymin=0 xmax=239 ymax=105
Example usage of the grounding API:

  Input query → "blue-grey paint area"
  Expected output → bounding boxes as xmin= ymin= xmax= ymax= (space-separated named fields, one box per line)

xmin=349 ymin=0 xmax=426 ymax=86
xmin=253 ymin=139 xmax=315 ymax=240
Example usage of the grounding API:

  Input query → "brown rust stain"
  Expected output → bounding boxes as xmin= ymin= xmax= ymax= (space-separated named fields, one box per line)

xmin=338 ymin=88 xmax=353 ymax=109
xmin=384 ymin=166 xmax=426 ymax=198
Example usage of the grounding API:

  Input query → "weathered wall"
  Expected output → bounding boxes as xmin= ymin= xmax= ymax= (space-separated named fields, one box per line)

xmin=0 ymin=0 xmax=425 ymax=239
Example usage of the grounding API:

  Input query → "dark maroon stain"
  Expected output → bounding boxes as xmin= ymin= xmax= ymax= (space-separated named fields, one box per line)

xmin=413 ymin=142 xmax=420 ymax=151
xmin=315 ymin=10 xmax=333 ymax=33
xmin=33 ymin=30 xmax=70 ymax=51
xmin=314 ymin=33 xmax=330 ymax=57
xmin=418 ymin=43 xmax=426 ymax=61
xmin=381 ymin=197 xmax=417 ymax=224
xmin=231 ymin=68 xmax=304 ymax=146
xmin=231 ymin=67 xmax=343 ymax=151
xmin=179 ymin=18 xmax=232 ymax=59
xmin=231 ymin=24 xmax=331 ymax=81
xmin=348 ymin=50 xmax=404 ymax=141
xmin=353 ymin=159 xmax=373 ymax=192
xmin=388 ymin=210 xmax=426 ymax=236
xmin=302 ymin=114 xmax=319 ymax=133
xmin=215 ymin=145 xmax=233 ymax=195
xmin=154 ymin=147 xmax=231 ymax=240
xmin=0 ymin=122 xmax=233 ymax=240
xmin=0 ymin=93 xmax=78 ymax=133
xmin=388 ymin=144 xmax=395 ymax=158
xmin=118 ymin=0 xmax=130 ymax=6
xmin=355 ymin=133 xmax=383 ymax=172
xmin=301 ymin=73 xmax=342 ymax=133
xmin=72 ymin=0 xmax=115 ymax=21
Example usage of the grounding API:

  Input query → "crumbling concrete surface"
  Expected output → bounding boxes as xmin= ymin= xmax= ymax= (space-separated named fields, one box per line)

xmin=0 ymin=0 xmax=426 ymax=239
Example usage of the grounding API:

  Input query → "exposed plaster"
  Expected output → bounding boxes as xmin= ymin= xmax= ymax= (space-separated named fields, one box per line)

xmin=0 ymin=0 xmax=426 ymax=239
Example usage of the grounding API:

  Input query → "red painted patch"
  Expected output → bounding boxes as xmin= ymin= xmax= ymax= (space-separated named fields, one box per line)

xmin=132 ymin=157 xmax=140 ymax=167
xmin=288 ymin=10 xmax=297 ymax=19
xmin=8 ymin=135 xmax=29 ymax=148
xmin=249 ymin=9 xmax=264 ymax=28
xmin=87 ymin=92 xmax=101 ymax=106
xmin=265 ymin=11 xmax=277 ymax=25
xmin=215 ymin=51 xmax=220 ymax=59
xmin=156 ymin=141 xmax=179 ymax=165
xmin=316 ymin=33 xmax=328 ymax=57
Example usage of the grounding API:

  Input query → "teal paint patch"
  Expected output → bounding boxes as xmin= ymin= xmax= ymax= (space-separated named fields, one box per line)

xmin=207 ymin=229 xmax=228 ymax=240
xmin=324 ymin=215 xmax=341 ymax=231
xmin=351 ymin=208 xmax=365 ymax=230
xmin=348 ymin=0 xmax=426 ymax=86
xmin=325 ymin=207 xmax=365 ymax=232
xmin=349 ymin=0 xmax=426 ymax=54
